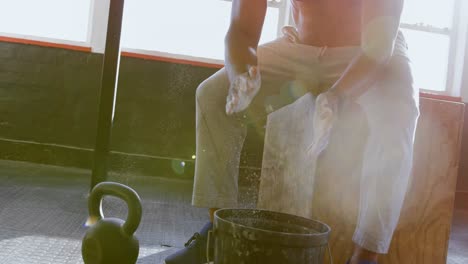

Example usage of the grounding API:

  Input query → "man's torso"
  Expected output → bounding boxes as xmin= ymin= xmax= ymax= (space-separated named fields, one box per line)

xmin=291 ymin=0 xmax=362 ymax=47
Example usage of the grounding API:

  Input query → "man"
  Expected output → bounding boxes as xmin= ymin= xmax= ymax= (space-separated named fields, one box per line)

xmin=166 ymin=0 xmax=419 ymax=263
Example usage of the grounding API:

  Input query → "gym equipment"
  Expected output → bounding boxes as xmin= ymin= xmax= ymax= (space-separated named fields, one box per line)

xmin=82 ymin=182 xmax=142 ymax=264
xmin=208 ymin=209 xmax=332 ymax=264
xmin=90 ymin=0 xmax=125 ymax=189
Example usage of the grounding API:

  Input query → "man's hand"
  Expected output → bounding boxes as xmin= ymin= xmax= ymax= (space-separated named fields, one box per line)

xmin=226 ymin=65 xmax=261 ymax=115
xmin=224 ymin=44 xmax=261 ymax=115
xmin=307 ymin=90 xmax=340 ymax=157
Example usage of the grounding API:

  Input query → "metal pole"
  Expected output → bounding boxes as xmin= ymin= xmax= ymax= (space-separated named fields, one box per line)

xmin=90 ymin=0 xmax=125 ymax=190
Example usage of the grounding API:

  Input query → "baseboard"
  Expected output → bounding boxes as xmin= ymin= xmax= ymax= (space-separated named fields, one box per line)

xmin=0 ymin=137 xmax=262 ymax=182
xmin=0 ymin=137 xmax=195 ymax=179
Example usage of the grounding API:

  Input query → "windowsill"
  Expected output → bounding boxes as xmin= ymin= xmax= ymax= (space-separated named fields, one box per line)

xmin=0 ymin=33 xmax=91 ymax=52
xmin=121 ymin=48 xmax=224 ymax=69
xmin=0 ymin=33 xmax=223 ymax=68
xmin=420 ymin=92 xmax=462 ymax=102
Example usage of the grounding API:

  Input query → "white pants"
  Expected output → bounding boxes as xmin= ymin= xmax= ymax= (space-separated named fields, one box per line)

xmin=192 ymin=28 xmax=420 ymax=254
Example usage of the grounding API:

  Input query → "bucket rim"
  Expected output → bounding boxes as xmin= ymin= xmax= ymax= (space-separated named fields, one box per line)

xmin=214 ymin=208 xmax=331 ymax=246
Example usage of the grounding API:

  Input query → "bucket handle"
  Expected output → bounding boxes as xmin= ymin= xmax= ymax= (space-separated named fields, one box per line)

xmin=327 ymin=243 xmax=333 ymax=264
xmin=206 ymin=230 xmax=213 ymax=263
xmin=206 ymin=230 xmax=333 ymax=264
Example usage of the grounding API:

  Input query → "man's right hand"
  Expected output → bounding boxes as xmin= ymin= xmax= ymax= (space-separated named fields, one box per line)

xmin=225 ymin=65 xmax=261 ymax=115
xmin=224 ymin=44 xmax=261 ymax=115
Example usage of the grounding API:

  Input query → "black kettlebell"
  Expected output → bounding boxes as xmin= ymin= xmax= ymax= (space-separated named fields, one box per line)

xmin=82 ymin=182 xmax=142 ymax=264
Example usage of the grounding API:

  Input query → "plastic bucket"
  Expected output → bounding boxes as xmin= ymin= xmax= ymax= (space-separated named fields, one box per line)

xmin=208 ymin=209 xmax=331 ymax=264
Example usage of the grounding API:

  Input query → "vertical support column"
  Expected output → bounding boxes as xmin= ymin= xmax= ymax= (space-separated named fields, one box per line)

xmin=90 ymin=0 xmax=125 ymax=190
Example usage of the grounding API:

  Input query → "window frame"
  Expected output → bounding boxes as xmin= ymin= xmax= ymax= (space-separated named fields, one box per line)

xmin=399 ymin=0 xmax=467 ymax=96
xmin=445 ymin=0 xmax=468 ymax=99
xmin=0 ymin=0 xmax=466 ymax=99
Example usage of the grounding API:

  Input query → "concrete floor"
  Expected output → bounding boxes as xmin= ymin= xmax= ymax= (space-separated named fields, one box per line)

xmin=0 ymin=160 xmax=207 ymax=264
xmin=0 ymin=160 xmax=466 ymax=264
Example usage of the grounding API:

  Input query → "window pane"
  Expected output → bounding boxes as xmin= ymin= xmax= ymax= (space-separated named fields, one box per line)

xmin=401 ymin=0 xmax=455 ymax=29
xmin=402 ymin=29 xmax=450 ymax=91
xmin=0 ymin=0 xmax=92 ymax=42
xmin=122 ymin=0 xmax=279 ymax=60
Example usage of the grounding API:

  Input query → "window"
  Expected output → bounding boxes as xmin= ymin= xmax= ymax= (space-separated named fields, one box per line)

xmin=121 ymin=0 xmax=286 ymax=61
xmin=400 ymin=0 xmax=458 ymax=92
xmin=0 ymin=0 xmax=93 ymax=43
xmin=1 ymin=0 xmax=464 ymax=96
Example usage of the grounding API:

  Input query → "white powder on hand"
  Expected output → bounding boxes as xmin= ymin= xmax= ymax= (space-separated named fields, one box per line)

xmin=226 ymin=66 xmax=261 ymax=115
xmin=308 ymin=92 xmax=336 ymax=157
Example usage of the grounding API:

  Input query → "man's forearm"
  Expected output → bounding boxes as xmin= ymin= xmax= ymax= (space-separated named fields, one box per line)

xmin=224 ymin=0 xmax=266 ymax=79
xmin=224 ymin=27 xmax=258 ymax=62
xmin=332 ymin=0 xmax=403 ymax=100
xmin=224 ymin=26 xmax=260 ymax=81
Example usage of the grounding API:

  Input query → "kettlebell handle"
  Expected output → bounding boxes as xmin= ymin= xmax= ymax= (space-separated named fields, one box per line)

xmin=88 ymin=182 xmax=142 ymax=236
